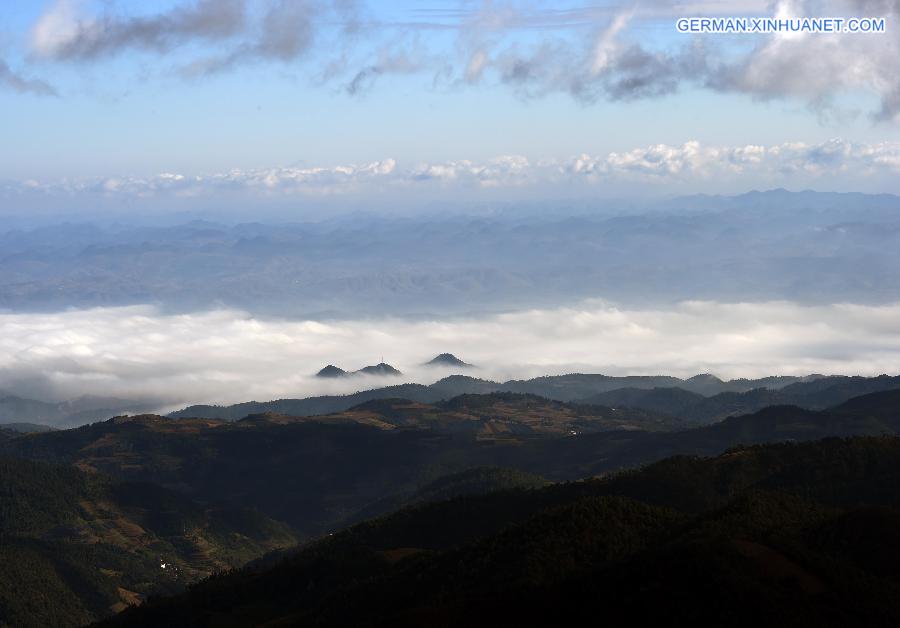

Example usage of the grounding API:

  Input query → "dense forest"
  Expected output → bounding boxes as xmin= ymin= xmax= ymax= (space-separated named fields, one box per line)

xmin=0 ymin=457 xmax=296 ymax=627
xmin=101 ymin=436 xmax=900 ymax=627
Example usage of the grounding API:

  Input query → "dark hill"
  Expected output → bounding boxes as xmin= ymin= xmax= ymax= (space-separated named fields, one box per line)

xmin=577 ymin=386 xmax=705 ymax=419
xmin=0 ymin=457 xmax=296 ymax=627
xmin=9 ymin=388 xmax=900 ymax=544
xmin=340 ymin=392 xmax=683 ymax=434
xmin=830 ymin=387 xmax=900 ymax=414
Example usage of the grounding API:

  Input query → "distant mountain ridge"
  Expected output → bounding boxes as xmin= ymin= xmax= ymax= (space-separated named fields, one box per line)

xmin=5 ymin=189 xmax=900 ymax=314
xmin=0 ymin=393 xmax=158 ymax=429
xmin=171 ymin=372 xmax=839 ymax=421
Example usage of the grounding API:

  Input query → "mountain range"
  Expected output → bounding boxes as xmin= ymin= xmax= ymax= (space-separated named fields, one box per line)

xmin=8 ymin=387 xmax=900 ymax=539
xmin=3 ymin=190 xmax=900 ymax=315
xmin=170 ymin=372 xmax=900 ymax=424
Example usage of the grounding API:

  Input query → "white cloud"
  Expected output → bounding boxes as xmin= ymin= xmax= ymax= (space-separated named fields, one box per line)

xmin=6 ymin=139 xmax=900 ymax=203
xmin=560 ymin=139 xmax=900 ymax=183
xmin=410 ymin=155 xmax=532 ymax=187
xmin=2 ymin=300 xmax=900 ymax=410
xmin=715 ymin=0 xmax=900 ymax=120
xmin=30 ymin=0 xmax=85 ymax=58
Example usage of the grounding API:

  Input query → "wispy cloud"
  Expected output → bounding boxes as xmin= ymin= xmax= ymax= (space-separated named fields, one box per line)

xmin=18 ymin=0 xmax=900 ymax=120
xmin=2 ymin=300 xmax=900 ymax=407
xmin=30 ymin=0 xmax=247 ymax=60
xmin=179 ymin=0 xmax=321 ymax=76
xmin=0 ymin=58 xmax=57 ymax=96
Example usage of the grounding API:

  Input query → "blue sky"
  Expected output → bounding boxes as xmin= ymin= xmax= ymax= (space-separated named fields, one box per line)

xmin=2 ymin=0 xmax=900 ymax=207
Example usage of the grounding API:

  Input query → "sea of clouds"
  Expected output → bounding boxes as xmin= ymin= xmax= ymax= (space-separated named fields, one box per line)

xmin=2 ymin=299 xmax=899 ymax=410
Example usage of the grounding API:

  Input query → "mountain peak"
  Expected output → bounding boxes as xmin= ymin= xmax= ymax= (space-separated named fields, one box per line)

xmin=686 ymin=373 xmax=723 ymax=383
xmin=316 ymin=365 xmax=348 ymax=378
xmin=357 ymin=362 xmax=402 ymax=376
xmin=424 ymin=353 xmax=473 ymax=368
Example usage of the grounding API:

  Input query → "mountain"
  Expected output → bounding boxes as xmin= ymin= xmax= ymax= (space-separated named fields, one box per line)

xmin=9 ymin=388 xmax=900 ymax=625
xmin=424 ymin=353 xmax=472 ymax=368
xmin=315 ymin=365 xmax=348 ymax=378
xmin=98 ymin=435 xmax=900 ymax=627
xmin=0 ymin=457 xmax=297 ymax=628
xmin=356 ymin=362 xmax=402 ymax=376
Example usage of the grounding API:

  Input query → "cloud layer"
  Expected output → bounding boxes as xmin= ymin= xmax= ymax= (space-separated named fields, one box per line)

xmin=5 ymin=138 xmax=900 ymax=202
xmin=2 ymin=300 xmax=900 ymax=408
